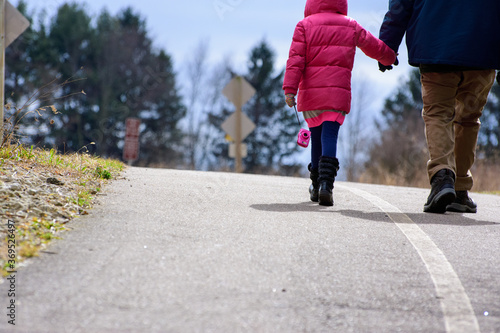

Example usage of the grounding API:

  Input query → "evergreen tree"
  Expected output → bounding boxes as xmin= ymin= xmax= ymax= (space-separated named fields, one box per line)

xmin=242 ymin=40 xmax=301 ymax=174
xmin=47 ymin=3 xmax=93 ymax=150
xmin=85 ymin=7 xmax=186 ymax=164
xmin=4 ymin=1 xmax=60 ymax=144
xmin=5 ymin=1 xmax=35 ymax=104
xmin=4 ymin=2 xmax=186 ymax=166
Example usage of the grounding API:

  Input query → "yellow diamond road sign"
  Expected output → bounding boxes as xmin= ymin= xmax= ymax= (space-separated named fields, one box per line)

xmin=5 ymin=1 xmax=30 ymax=48
xmin=221 ymin=111 xmax=256 ymax=142
xmin=222 ymin=76 xmax=256 ymax=108
xmin=221 ymin=76 xmax=256 ymax=141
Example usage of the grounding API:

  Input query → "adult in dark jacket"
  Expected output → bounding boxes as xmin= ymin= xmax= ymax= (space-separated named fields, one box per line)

xmin=379 ymin=0 xmax=500 ymax=214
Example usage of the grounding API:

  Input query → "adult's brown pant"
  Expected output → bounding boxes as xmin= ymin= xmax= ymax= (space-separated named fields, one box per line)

xmin=421 ymin=70 xmax=496 ymax=191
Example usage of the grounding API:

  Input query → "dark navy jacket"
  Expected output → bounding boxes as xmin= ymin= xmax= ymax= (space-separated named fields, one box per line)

xmin=379 ymin=0 xmax=500 ymax=69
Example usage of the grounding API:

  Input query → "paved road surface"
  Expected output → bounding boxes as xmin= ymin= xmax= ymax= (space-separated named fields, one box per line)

xmin=1 ymin=167 xmax=499 ymax=333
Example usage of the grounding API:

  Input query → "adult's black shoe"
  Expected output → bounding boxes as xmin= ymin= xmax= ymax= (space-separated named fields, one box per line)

xmin=447 ymin=190 xmax=477 ymax=213
xmin=423 ymin=169 xmax=456 ymax=214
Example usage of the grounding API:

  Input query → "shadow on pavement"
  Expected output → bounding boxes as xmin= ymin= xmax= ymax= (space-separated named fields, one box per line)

xmin=341 ymin=209 xmax=499 ymax=226
xmin=250 ymin=202 xmax=328 ymax=213
xmin=250 ymin=202 xmax=499 ymax=226
xmin=406 ymin=213 xmax=500 ymax=226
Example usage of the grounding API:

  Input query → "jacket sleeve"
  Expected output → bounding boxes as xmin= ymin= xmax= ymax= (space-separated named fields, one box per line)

xmin=355 ymin=24 xmax=397 ymax=66
xmin=283 ymin=22 xmax=306 ymax=95
xmin=379 ymin=0 xmax=414 ymax=53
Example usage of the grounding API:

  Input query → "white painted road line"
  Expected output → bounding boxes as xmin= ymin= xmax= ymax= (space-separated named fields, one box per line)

xmin=339 ymin=185 xmax=480 ymax=333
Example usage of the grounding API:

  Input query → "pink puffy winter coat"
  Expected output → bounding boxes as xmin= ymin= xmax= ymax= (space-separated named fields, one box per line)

xmin=283 ymin=0 xmax=396 ymax=127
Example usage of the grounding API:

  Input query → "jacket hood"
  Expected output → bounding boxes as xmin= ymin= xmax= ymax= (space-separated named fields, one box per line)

xmin=304 ymin=0 xmax=348 ymax=17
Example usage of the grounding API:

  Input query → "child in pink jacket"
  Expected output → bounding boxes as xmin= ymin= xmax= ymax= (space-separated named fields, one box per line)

xmin=283 ymin=0 xmax=397 ymax=206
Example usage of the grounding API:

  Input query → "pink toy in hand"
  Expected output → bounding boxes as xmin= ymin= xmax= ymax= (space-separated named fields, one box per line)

xmin=297 ymin=128 xmax=311 ymax=148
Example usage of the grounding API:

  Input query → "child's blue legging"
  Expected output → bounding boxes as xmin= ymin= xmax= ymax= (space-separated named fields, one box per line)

xmin=310 ymin=121 xmax=340 ymax=169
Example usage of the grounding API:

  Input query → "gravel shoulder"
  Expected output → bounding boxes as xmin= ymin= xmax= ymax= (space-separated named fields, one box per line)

xmin=0 ymin=154 xmax=122 ymax=276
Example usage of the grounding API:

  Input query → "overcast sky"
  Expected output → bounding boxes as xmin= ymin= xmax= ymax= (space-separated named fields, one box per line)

xmin=21 ymin=0 xmax=412 ymax=102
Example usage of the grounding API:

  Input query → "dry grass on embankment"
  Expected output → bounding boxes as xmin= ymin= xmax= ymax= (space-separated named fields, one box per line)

xmin=471 ymin=160 xmax=500 ymax=195
xmin=359 ymin=159 xmax=500 ymax=195
xmin=0 ymin=144 xmax=124 ymax=277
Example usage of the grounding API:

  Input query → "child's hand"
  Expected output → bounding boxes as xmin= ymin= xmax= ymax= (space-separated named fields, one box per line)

xmin=497 ymin=71 xmax=500 ymax=85
xmin=285 ymin=94 xmax=296 ymax=107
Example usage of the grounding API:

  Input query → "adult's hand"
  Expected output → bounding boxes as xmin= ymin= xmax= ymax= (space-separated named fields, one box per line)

xmin=379 ymin=57 xmax=399 ymax=72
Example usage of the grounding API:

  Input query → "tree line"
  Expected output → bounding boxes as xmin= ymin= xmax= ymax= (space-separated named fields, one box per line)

xmin=4 ymin=1 xmax=500 ymax=182
xmin=4 ymin=1 xmax=301 ymax=174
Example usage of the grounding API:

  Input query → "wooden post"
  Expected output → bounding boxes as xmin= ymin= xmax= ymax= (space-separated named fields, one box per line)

xmin=221 ymin=75 xmax=255 ymax=173
xmin=235 ymin=76 xmax=243 ymax=173
xmin=0 ymin=0 xmax=5 ymax=143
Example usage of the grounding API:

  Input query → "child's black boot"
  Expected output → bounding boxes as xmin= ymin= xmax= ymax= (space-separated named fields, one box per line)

xmin=318 ymin=156 xmax=339 ymax=206
xmin=308 ymin=163 xmax=319 ymax=202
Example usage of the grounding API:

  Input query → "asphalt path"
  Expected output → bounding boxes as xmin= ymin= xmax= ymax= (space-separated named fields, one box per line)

xmin=1 ymin=167 xmax=499 ymax=333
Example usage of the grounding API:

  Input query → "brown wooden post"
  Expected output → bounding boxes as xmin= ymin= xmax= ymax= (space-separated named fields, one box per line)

xmin=235 ymin=76 xmax=243 ymax=173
